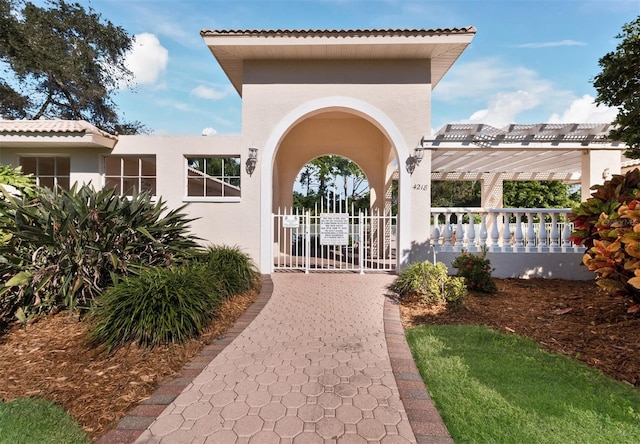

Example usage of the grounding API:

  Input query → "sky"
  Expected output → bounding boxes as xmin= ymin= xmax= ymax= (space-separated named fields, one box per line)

xmin=77 ymin=0 xmax=639 ymax=136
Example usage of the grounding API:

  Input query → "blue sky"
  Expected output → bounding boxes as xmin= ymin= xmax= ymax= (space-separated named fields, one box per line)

xmin=81 ymin=0 xmax=639 ymax=136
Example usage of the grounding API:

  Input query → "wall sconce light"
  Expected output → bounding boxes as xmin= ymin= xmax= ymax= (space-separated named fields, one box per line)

xmin=246 ymin=147 xmax=258 ymax=176
xmin=406 ymin=145 xmax=425 ymax=175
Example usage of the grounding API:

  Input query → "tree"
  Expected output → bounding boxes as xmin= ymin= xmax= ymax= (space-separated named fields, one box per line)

xmin=593 ymin=16 xmax=640 ymax=158
xmin=503 ymin=181 xmax=580 ymax=209
xmin=293 ymin=156 xmax=370 ymax=213
xmin=0 ymin=0 xmax=145 ymax=134
xmin=431 ymin=181 xmax=481 ymax=207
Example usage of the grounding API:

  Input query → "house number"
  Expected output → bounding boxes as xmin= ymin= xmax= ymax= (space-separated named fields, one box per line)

xmin=413 ymin=184 xmax=429 ymax=191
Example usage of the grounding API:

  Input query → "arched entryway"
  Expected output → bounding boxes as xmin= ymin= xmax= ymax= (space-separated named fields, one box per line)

xmin=259 ymin=97 xmax=411 ymax=273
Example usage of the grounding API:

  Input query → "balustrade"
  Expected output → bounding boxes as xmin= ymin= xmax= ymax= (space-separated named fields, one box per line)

xmin=430 ymin=208 xmax=579 ymax=253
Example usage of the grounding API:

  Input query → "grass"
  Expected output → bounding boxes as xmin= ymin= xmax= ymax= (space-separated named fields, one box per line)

xmin=406 ymin=325 xmax=640 ymax=444
xmin=0 ymin=398 xmax=89 ymax=444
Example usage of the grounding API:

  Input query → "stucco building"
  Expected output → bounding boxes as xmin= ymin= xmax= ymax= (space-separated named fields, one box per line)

xmin=0 ymin=28 xmax=627 ymax=278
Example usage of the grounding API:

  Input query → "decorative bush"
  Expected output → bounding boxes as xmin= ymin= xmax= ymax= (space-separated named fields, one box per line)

xmin=0 ymin=184 xmax=200 ymax=330
xmin=195 ymin=245 xmax=259 ymax=299
xmin=452 ymin=249 xmax=497 ymax=294
xmin=389 ymin=261 xmax=467 ymax=305
xmin=570 ymin=168 xmax=640 ymax=302
xmin=88 ymin=264 xmax=222 ymax=350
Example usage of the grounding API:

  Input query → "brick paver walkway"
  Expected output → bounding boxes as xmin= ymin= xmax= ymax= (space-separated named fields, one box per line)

xmin=99 ymin=273 xmax=452 ymax=444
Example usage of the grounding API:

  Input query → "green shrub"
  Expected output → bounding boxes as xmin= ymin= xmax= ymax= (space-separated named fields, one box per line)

xmin=451 ymin=249 xmax=497 ymax=294
xmin=389 ymin=261 xmax=467 ymax=305
xmin=88 ymin=264 xmax=222 ymax=350
xmin=569 ymin=168 xmax=640 ymax=302
xmin=0 ymin=184 xmax=200 ymax=330
xmin=196 ymin=245 xmax=258 ymax=298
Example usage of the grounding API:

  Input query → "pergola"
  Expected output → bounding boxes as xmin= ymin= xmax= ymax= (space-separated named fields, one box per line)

xmin=421 ymin=122 xmax=625 ymax=205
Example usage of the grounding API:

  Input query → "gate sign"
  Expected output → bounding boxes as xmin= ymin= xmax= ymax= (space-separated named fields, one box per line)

xmin=282 ymin=215 xmax=299 ymax=228
xmin=320 ymin=213 xmax=349 ymax=245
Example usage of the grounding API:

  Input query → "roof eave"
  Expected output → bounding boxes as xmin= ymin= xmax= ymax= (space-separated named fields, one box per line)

xmin=0 ymin=132 xmax=118 ymax=150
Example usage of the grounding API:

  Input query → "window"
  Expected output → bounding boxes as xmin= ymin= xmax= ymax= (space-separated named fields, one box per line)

xmin=104 ymin=156 xmax=156 ymax=196
xmin=19 ymin=156 xmax=70 ymax=190
xmin=186 ymin=156 xmax=241 ymax=198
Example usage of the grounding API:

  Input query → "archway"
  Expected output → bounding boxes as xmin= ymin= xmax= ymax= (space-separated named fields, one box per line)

xmin=265 ymin=105 xmax=402 ymax=272
xmin=259 ymin=97 xmax=412 ymax=274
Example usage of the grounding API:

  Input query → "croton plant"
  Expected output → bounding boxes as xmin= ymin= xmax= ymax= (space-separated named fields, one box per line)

xmin=570 ymin=168 xmax=640 ymax=308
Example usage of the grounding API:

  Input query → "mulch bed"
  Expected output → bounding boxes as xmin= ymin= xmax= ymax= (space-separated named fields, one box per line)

xmin=400 ymin=278 xmax=640 ymax=386
xmin=1 ymin=278 xmax=639 ymax=442
xmin=0 ymin=290 xmax=257 ymax=441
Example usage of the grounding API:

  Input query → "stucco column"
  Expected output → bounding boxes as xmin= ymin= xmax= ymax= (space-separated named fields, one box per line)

xmin=408 ymin=150 xmax=431 ymax=262
xmin=480 ymin=173 xmax=504 ymax=208
xmin=581 ymin=149 xmax=621 ymax=201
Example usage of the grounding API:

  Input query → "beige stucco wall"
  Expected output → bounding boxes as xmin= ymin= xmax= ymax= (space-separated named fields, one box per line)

xmin=240 ymin=59 xmax=434 ymax=271
xmin=113 ymin=135 xmax=263 ymax=262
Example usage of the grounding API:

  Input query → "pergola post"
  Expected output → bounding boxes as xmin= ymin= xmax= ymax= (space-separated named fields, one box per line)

xmin=481 ymin=173 xmax=504 ymax=208
xmin=580 ymin=149 xmax=621 ymax=201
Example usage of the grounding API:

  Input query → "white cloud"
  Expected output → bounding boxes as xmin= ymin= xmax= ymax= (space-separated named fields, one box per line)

xmin=435 ymin=58 xmax=553 ymax=103
xmin=436 ymin=59 xmax=561 ymax=127
xmin=548 ymin=94 xmax=618 ymax=124
xmin=513 ymin=40 xmax=587 ymax=49
xmin=462 ymin=90 xmax=541 ymax=127
xmin=120 ymin=33 xmax=169 ymax=88
xmin=201 ymin=127 xmax=217 ymax=136
xmin=191 ymin=85 xmax=233 ymax=100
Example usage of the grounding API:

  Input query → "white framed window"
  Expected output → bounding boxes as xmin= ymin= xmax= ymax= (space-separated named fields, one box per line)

xmin=19 ymin=156 xmax=70 ymax=190
xmin=185 ymin=156 xmax=241 ymax=200
xmin=104 ymin=155 xmax=156 ymax=196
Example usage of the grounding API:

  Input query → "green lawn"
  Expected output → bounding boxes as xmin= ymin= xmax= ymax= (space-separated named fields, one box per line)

xmin=0 ymin=398 xmax=89 ymax=444
xmin=406 ymin=325 xmax=640 ymax=444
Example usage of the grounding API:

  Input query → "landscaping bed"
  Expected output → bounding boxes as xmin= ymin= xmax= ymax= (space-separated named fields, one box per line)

xmin=0 ymin=289 xmax=257 ymax=441
xmin=401 ymin=278 xmax=640 ymax=386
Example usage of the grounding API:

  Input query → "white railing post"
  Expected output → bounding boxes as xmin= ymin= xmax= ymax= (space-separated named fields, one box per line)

xmin=526 ymin=212 xmax=536 ymax=250
xmin=490 ymin=212 xmax=500 ymax=251
xmin=502 ymin=211 xmax=512 ymax=252
xmin=305 ymin=211 xmax=311 ymax=274
xmin=550 ymin=212 xmax=560 ymax=249
xmin=562 ymin=219 xmax=573 ymax=250
xmin=443 ymin=213 xmax=453 ymax=251
xmin=479 ymin=212 xmax=488 ymax=250
xmin=514 ymin=212 xmax=524 ymax=251
xmin=538 ymin=211 xmax=548 ymax=252
xmin=359 ymin=212 xmax=365 ymax=274
xmin=467 ymin=211 xmax=477 ymax=252
xmin=455 ymin=212 xmax=464 ymax=250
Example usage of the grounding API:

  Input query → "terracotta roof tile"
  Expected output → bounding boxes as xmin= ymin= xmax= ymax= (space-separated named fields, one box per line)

xmin=200 ymin=28 xmax=476 ymax=37
xmin=0 ymin=120 xmax=117 ymax=140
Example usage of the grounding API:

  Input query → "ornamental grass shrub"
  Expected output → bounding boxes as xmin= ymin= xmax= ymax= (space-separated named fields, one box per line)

xmin=451 ymin=249 xmax=497 ymax=294
xmin=195 ymin=245 xmax=259 ymax=299
xmin=570 ymin=168 xmax=640 ymax=303
xmin=88 ymin=264 xmax=221 ymax=351
xmin=0 ymin=184 xmax=200 ymax=331
xmin=89 ymin=245 xmax=258 ymax=351
xmin=389 ymin=261 xmax=467 ymax=306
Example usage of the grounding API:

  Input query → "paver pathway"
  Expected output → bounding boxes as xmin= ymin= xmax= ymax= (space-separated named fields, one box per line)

xmin=124 ymin=273 xmax=450 ymax=443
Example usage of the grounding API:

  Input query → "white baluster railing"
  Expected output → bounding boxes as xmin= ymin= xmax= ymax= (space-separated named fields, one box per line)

xmin=430 ymin=208 xmax=579 ymax=253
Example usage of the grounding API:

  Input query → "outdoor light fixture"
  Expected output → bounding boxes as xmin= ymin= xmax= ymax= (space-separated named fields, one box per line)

xmin=406 ymin=145 xmax=425 ymax=175
xmin=246 ymin=147 xmax=258 ymax=176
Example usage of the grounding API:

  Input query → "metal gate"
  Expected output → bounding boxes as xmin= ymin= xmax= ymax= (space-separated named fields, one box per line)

xmin=272 ymin=202 xmax=396 ymax=273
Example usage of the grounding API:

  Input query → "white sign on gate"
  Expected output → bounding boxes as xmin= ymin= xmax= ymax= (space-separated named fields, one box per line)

xmin=282 ymin=215 xmax=299 ymax=228
xmin=320 ymin=213 xmax=349 ymax=245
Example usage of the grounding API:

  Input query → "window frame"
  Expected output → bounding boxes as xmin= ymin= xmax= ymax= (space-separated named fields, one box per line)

xmin=102 ymin=155 xmax=157 ymax=197
xmin=184 ymin=155 xmax=242 ymax=202
xmin=18 ymin=155 xmax=71 ymax=190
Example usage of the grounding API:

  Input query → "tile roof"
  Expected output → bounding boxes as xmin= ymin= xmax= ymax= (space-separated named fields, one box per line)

xmin=0 ymin=120 xmax=117 ymax=140
xmin=200 ymin=27 xmax=476 ymax=37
